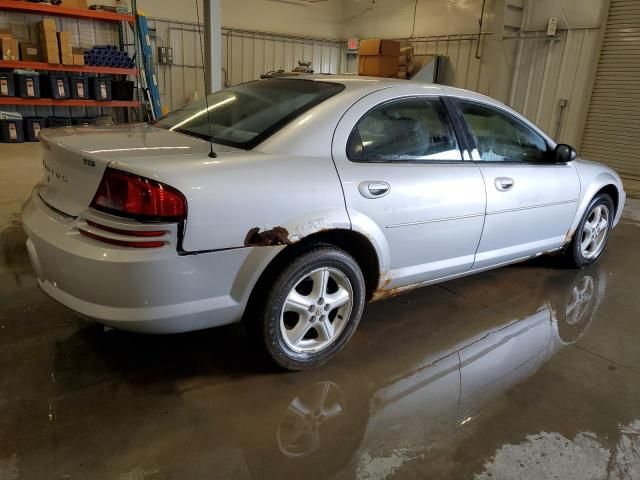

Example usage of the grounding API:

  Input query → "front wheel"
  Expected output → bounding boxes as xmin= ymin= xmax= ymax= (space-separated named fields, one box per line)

xmin=566 ymin=194 xmax=614 ymax=268
xmin=250 ymin=246 xmax=366 ymax=371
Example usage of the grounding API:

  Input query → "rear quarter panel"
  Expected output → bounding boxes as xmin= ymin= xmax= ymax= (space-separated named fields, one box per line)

xmin=112 ymin=153 xmax=350 ymax=252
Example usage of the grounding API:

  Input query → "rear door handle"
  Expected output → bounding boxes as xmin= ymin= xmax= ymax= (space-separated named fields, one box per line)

xmin=359 ymin=181 xmax=390 ymax=199
xmin=495 ymin=177 xmax=515 ymax=192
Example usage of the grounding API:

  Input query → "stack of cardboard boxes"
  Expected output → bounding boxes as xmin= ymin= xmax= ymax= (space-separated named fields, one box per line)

xmin=39 ymin=19 xmax=59 ymax=64
xmin=397 ymin=46 xmax=415 ymax=79
xmin=357 ymin=39 xmax=400 ymax=78
xmin=38 ymin=19 xmax=76 ymax=65
xmin=0 ymin=29 xmax=19 ymax=61
xmin=58 ymin=31 xmax=73 ymax=65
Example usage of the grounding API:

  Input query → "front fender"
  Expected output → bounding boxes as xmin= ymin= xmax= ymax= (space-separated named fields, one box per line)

xmin=568 ymin=162 xmax=626 ymax=243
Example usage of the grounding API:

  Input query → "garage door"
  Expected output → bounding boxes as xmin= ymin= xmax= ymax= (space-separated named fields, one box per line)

xmin=581 ymin=0 xmax=640 ymax=179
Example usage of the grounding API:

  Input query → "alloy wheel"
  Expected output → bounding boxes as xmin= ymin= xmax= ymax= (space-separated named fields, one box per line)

xmin=580 ymin=204 xmax=610 ymax=260
xmin=280 ymin=267 xmax=353 ymax=353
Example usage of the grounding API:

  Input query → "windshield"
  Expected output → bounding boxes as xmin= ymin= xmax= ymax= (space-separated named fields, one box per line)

xmin=154 ymin=78 xmax=345 ymax=149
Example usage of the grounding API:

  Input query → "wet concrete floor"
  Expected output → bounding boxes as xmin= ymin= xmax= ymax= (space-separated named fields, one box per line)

xmin=1 ymin=145 xmax=640 ymax=479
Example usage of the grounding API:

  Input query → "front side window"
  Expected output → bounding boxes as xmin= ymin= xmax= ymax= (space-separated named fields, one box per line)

xmin=456 ymin=100 xmax=549 ymax=162
xmin=347 ymin=97 xmax=461 ymax=162
xmin=154 ymin=78 xmax=344 ymax=150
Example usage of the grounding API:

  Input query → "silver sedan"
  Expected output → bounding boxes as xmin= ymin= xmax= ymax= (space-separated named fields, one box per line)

xmin=21 ymin=75 xmax=626 ymax=370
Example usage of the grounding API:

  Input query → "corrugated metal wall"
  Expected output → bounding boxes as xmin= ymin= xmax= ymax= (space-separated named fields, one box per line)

xmin=146 ymin=17 xmax=348 ymax=112
xmin=398 ymin=26 xmax=602 ymax=148
xmin=581 ymin=0 xmax=640 ymax=179
xmin=399 ymin=33 xmax=493 ymax=96
xmin=507 ymin=27 xmax=603 ymax=148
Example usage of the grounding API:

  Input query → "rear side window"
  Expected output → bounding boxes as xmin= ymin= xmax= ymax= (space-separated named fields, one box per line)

xmin=347 ymin=97 xmax=461 ymax=162
xmin=154 ymin=79 xmax=344 ymax=150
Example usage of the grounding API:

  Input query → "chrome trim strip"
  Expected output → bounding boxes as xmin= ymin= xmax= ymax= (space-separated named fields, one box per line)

xmin=386 ymin=199 xmax=577 ymax=229
xmin=387 ymin=212 xmax=484 ymax=228
xmin=487 ymin=199 xmax=577 ymax=215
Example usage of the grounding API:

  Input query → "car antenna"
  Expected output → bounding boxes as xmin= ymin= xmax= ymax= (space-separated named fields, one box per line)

xmin=195 ymin=0 xmax=217 ymax=158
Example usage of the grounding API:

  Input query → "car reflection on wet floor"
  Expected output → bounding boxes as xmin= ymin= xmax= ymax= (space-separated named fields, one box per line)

xmin=1 ymin=217 xmax=640 ymax=479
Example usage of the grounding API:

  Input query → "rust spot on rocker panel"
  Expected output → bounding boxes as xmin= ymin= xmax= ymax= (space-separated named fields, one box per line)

xmin=244 ymin=226 xmax=291 ymax=247
xmin=371 ymin=272 xmax=406 ymax=301
xmin=371 ymin=284 xmax=418 ymax=302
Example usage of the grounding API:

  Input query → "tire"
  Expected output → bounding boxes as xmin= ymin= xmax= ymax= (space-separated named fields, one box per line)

xmin=248 ymin=246 xmax=366 ymax=371
xmin=566 ymin=193 xmax=614 ymax=268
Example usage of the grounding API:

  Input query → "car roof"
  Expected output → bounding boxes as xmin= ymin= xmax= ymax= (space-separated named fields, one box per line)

xmin=281 ymin=74 xmax=498 ymax=104
xmin=281 ymin=74 xmax=420 ymax=92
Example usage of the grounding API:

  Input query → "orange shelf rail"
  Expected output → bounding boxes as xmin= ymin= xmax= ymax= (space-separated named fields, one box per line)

xmin=0 ymin=97 xmax=139 ymax=107
xmin=0 ymin=60 xmax=136 ymax=76
xmin=0 ymin=0 xmax=135 ymax=23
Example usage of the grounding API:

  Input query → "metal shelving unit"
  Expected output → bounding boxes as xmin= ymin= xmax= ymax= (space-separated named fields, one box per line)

xmin=0 ymin=1 xmax=139 ymax=112
xmin=0 ymin=98 xmax=138 ymax=107
xmin=0 ymin=0 xmax=134 ymax=23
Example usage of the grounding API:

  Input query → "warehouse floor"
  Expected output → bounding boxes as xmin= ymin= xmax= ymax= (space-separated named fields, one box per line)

xmin=2 ymin=144 xmax=640 ymax=479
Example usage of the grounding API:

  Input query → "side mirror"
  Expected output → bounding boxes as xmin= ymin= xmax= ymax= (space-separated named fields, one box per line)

xmin=554 ymin=143 xmax=577 ymax=163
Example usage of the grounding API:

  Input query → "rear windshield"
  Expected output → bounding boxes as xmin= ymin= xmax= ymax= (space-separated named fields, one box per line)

xmin=154 ymin=78 xmax=345 ymax=149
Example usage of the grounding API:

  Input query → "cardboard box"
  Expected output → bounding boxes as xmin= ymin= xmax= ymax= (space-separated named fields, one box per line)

xmin=60 ymin=40 xmax=74 ymax=65
xmin=400 ymin=46 xmax=414 ymax=59
xmin=59 ymin=43 xmax=72 ymax=56
xmin=41 ymin=41 xmax=60 ymax=64
xmin=63 ymin=0 xmax=88 ymax=9
xmin=358 ymin=55 xmax=399 ymax=77
xmin=61 ymin=52 xmax=73 ymax=65
xmin=40 ymin=29 xmax=57 ymax=44
xmin=359 ymin=39 xmax=401 ymax=57
xmin=57 ymin=31 xmax=72 ymax=45
xmin=20 ymin=43 xmax=41 ymax=62
xmin=38 ymin=19 xmax=57 ymax=32
xmin=398 ymin=65 xmax=407 ymax=73
xmin=398 ymin=54 xmax=407 ymax=66
xmin=1 ymin=38 xmax=19 ymax=61
xmin=397 ymin=71 xmax=407 ymax=79
xmin=72 ymin=47 xmax=85 ymax=65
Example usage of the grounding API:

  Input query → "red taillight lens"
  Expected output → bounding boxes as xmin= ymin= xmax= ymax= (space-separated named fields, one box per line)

xmin=91 ymin=168 xmax=187 ymax=221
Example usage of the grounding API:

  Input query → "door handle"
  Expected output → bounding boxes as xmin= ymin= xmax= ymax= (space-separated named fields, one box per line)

xmin=359 ymin=181 xmax=390 ymax=199
xmin=495 ymin=177 xmax=515 ymax=192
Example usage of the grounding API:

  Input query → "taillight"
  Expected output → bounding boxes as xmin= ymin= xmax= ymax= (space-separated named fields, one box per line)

xmin=90 ymin=168 xmax=187 ymax=221
xmin=79 ymin=229 xmax=166 ymax=249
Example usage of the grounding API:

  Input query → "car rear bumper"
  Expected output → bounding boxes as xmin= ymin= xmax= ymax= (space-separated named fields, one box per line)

xmin=21 ymin=190 xmax=278 ymax=333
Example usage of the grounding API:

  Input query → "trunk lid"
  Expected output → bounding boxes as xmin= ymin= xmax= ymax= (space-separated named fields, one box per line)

xmin=37 ymin=124 xmax=225 ymax=217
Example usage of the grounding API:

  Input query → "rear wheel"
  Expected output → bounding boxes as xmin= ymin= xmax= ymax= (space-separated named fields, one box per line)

xmin=250 ymin=246 xmax=366 ymax=370
xmin=566 ymin=194 xmax=614 ymax=268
